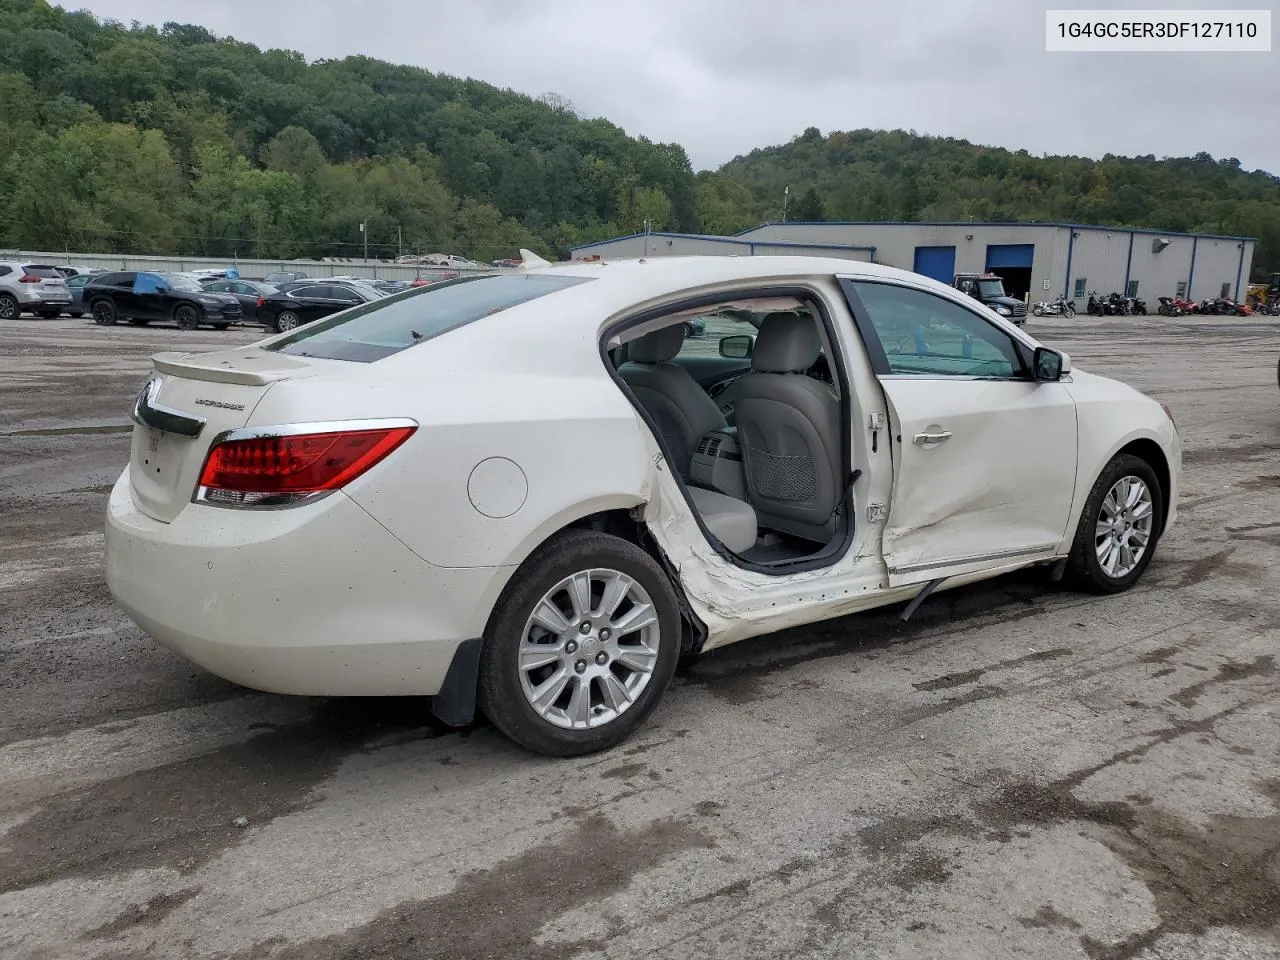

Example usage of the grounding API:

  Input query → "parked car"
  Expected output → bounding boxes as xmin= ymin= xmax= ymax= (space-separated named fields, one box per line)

xmin=262 ymin=271 xmax=309 ymax=285
xmin=274 ymin=276 xmax=388 ymax=301
xmin=55 ymin=264 xmax=107 ymax=278
xmin=492 ymin=258 xmax=524 ymax=268
xmin=106 ymin=257 xmax=1180 ymax=757
xmin=85 ymin=271 xmax=242 ymax=329
xmin=63 ymin=273 xmax=91 ymax=318
xmin=410 ymin=270 xmax=461 ymax=287
xmin=0 ymin=261 xmax=72 ymax=319
xmin=257 ymin=280 xmax=382 ymax=331
xmin=200 ymin=279 xmax=279 ymax=324
xmin=373 ymin=279 xmax=413 ymax=295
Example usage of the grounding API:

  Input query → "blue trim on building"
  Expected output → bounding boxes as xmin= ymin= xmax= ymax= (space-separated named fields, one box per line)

xmin=570 ymin=231 xmax=875 ymax=254
xmin=1123 ymin=232 xmax=1135 ymax=293
xmin=1187 ymin=236 xmax=1199 ymax=296
xmin=732 ymin=220 xmax=1255 ymax=243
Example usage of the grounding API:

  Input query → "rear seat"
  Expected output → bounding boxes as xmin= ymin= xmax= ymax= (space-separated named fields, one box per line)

xmin=687 ymin=487 xmax=757 ymax=554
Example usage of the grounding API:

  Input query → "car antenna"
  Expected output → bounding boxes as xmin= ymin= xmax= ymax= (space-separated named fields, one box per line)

xmin=519 ymin=248 xmax=550 ymax=269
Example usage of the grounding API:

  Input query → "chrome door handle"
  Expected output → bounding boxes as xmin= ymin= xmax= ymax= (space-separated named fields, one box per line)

xmin=912 ymin=431 xmax=952 ymax=445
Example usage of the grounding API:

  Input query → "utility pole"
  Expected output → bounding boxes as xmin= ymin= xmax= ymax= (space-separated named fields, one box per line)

xmin=360 ymin=219 xmax=368 ymax=262
xmin=783 ymin=185 xmax=790 ymax=223
xmin=397 ymin=224 xmax=403 ymax=260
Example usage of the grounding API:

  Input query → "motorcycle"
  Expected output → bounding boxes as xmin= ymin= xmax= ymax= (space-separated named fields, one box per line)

xmin=1126 ymin=296 xmax=1148 ymax=315
xmin=1157 ymin=296 xmax=1182 ymax=317
xmin=1172 ymin=296 xmax=1197 ymax=314
xmin=1105 ymin=292 xmax=1129 ymax=315
xmin=1031 ymin=295 xmax=1076 ymax=318
xmin=1196 ymin=298 xmax=1218 ymax=315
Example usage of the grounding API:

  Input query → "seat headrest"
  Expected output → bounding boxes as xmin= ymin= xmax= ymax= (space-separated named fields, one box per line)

xmin=751 ymin=312 xmax=821 ymax=373
xmin=627 ymin=325 xmax=686 ymax=363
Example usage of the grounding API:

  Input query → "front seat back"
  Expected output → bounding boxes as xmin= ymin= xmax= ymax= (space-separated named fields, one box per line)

xmin=618 ymin=325 xmax=727 ymax=476
xmin=733 ymin=313 xmax=843 ymax=542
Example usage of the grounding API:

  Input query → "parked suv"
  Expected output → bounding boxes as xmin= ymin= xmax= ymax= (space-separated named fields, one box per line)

xmin=85 ymin=271 xmax=242 ymax=330
xmin=0 ymin=262 xmax=72 ymax=319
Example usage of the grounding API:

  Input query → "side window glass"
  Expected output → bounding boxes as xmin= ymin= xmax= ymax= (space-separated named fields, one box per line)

xmin=0 ymin=266 xmax=11 ymax=277
xmin=851 ymin=282 xmax=1024 ymax=378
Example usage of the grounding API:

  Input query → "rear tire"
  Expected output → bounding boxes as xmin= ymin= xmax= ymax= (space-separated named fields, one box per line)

xmin=91 ymin=299 xmax=117 ymax=325
xmin=1067 ymin=453 xmax=1163 ymax=594
xmin=274 ymin=310 xmax=301 ymax=332
xmin=1032 ymin=305 xmax=1044 ymax=316
xmin=173 ymin=304 xmax=200 ymax=330
xmin=478 ymin=529 xmax=681 ymax=757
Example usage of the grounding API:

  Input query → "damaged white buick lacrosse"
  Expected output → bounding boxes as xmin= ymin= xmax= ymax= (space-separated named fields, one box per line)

xmin=106 ymin=254 xmax=1180 ymax=756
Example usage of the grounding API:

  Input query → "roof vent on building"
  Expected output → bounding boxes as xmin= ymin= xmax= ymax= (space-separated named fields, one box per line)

xmin=1152 ymin=238 xmax=1171 ymax=253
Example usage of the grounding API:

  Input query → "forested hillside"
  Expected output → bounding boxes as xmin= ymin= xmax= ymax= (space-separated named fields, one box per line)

xmin=716 ymin=128 xmax=1280 ymax=276
xmin=0 ymin=0 xmax=1277 ymax=273
xmin=0 ymin=0 xmax=697 ymax=261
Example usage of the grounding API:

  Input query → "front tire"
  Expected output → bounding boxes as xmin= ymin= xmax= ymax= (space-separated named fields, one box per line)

xmin=478 ymin=530 xmax=681 ymax=757
xmin=0 ymin=294 xmax=18 ymax=320
xmin=1067 ymin=454 xmax=1163 ymax=594
xmin=1063 ymin=305 xmax=1075 ymax=318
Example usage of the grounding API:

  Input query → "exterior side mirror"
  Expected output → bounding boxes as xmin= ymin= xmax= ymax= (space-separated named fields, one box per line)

xmin=1033 ymin=347 xmax=1065 ymax=381
xmin=720 ymin=334 xmax=755 ymax=360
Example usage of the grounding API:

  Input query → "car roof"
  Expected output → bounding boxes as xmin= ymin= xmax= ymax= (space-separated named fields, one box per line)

xmin=523 ymin=255 xmax=961 ymax=308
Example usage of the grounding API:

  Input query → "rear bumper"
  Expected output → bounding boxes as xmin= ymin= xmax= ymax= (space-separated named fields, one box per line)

xmin=105 ymin=469 xmax=510 ymax=696
xmin=18 ymin=292 xmax=71 ymax=306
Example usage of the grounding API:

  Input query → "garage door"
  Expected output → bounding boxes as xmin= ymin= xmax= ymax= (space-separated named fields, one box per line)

xmin=985 ymin=244 xmax=1034 ymax=269
xmin=912 ymin=246 xmax=956 ymax=283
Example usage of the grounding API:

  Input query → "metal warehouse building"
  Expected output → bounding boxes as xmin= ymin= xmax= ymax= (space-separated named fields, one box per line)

xmin=572 ymin=222 xmax=1255 ymax=307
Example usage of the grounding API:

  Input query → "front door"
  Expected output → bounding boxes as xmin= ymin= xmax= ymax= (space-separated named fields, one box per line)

xmin=840 ymin=277 xmax=1078 ymax=585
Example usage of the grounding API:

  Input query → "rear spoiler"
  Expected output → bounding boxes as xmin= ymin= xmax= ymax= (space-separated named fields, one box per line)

xmin=151 ymin=350 xmax=317 ymax=387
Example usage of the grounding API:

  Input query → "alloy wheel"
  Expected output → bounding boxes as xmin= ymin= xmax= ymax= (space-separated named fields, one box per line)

xmin=277 ymin=312 xmax=299 ymax=331
xmin=517 ymin=568 xmax=661 ymax=730
xmin=1094 ymin=476 xmax=1154 ymax=578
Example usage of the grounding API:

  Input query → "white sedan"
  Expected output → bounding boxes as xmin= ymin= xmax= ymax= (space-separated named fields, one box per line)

xmin=106 ymin=255 xmax=1180 ymax=756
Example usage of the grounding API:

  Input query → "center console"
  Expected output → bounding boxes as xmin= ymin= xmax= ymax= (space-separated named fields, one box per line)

xmin=689 ymin=428 xmax=747 ymax=502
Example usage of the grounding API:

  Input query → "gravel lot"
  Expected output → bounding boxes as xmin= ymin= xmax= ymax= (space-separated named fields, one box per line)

xmin=2 ymin=313 xmax=1278 ymax=960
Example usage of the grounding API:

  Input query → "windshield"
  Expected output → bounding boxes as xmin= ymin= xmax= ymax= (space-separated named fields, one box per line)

xmin=162 ymin=274 xmax=205 ymax=292
xmin=977 ymin=279 xmax=1007 ymax=299
xmin=267 ymin=273 xmax=593 ymax=361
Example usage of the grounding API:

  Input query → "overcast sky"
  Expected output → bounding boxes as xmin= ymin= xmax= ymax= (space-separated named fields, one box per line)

xmin=78 ymin=0 xmax=1279 ymax=174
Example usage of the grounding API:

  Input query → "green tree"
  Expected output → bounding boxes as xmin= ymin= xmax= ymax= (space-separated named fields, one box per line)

xmin=792 ymin=186 xmax=826 ymax=222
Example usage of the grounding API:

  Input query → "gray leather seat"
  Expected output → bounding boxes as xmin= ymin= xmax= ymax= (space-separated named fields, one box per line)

xmin=733 ymin=313 xmax=843 ymax=543
xmin=618 ymin=325 xmax=727 ymax=477
xmin=687 ymin=487 xmax=757 ymax=554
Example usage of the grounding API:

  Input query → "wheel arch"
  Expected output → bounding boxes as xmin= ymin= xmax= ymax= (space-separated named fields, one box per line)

xmin=1115 ymin=437 xmax=1172 ymax=532
xmin=433 ymin=498 xmax=708 ymax=730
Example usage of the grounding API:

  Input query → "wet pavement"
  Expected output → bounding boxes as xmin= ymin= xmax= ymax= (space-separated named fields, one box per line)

xmin=2 ymin=313 xmax=1279 ymax=959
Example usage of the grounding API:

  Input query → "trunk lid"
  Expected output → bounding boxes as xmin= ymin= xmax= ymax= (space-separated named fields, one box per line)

xmin=128 ymin=347 xmax=331 ymax=522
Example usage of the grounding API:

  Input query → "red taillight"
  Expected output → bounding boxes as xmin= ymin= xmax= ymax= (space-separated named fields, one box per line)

xmin=196 ymin=425 xmax=415 ymax=506
xmin=18 ymin=274 xmax=40 ymax=283
xmin=256 ymin=297 xmax=265 ymax=307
